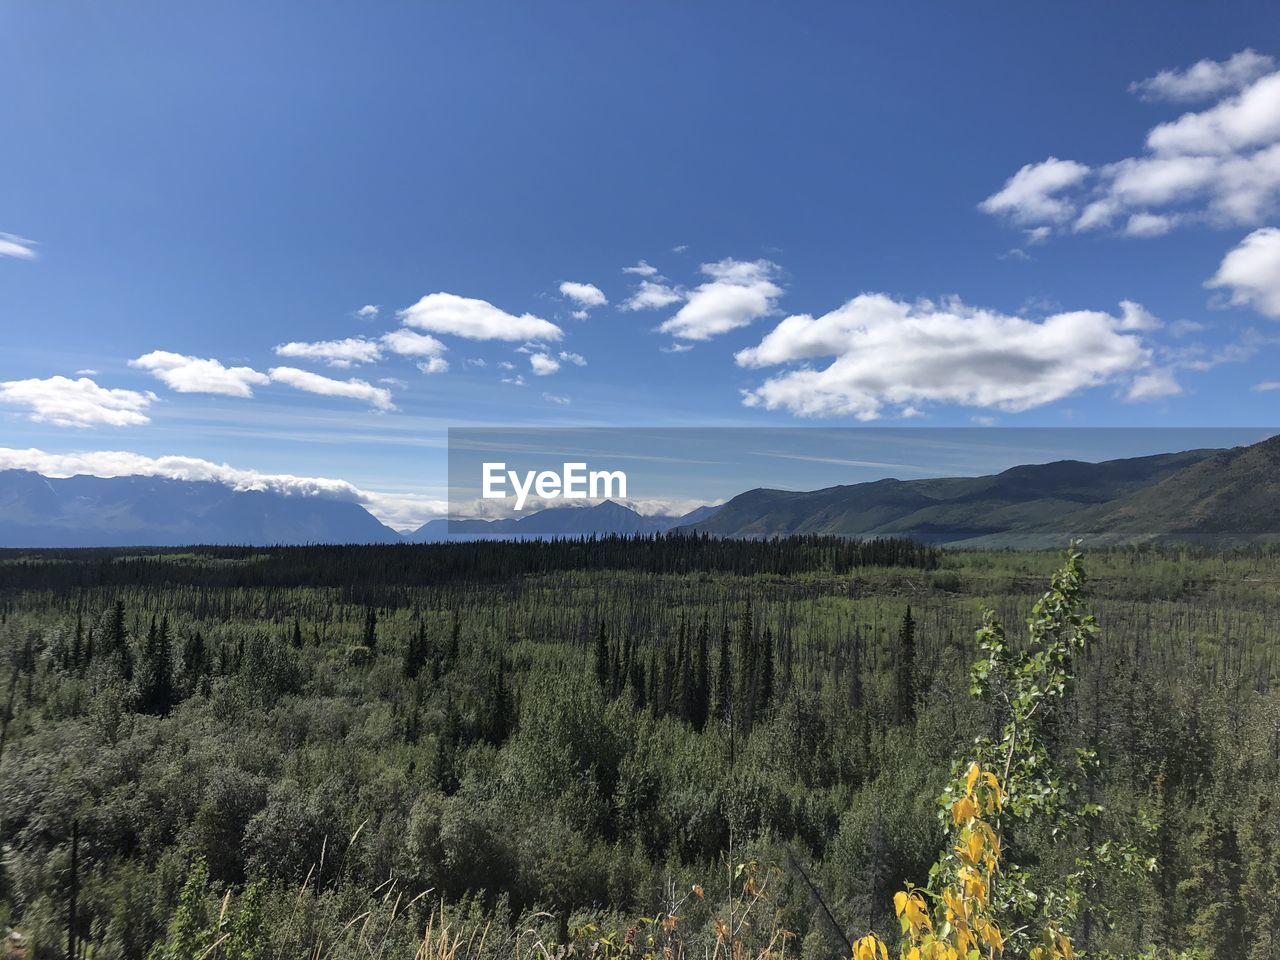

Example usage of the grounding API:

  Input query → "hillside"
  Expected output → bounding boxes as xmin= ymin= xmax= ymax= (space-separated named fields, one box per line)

xmin=685 ymin=447 xmax=1219 ymax=543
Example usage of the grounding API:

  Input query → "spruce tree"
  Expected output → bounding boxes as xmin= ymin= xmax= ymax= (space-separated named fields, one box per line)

xmin=895 ymin=605 xmax=917 ymax=725
xmin=362 ymin=606 xmax=378 ymax=655
xmin=139 ymin=615 xmax=175 ymax=716
xmin=716 ymin=619 xmax=732 ymax=722
xmin=690 ymin=615 xmax=710 ymax=732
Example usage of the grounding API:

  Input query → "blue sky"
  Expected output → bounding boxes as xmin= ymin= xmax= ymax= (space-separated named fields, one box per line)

xmin=2 ymin=2 xmax=1278 ymax=526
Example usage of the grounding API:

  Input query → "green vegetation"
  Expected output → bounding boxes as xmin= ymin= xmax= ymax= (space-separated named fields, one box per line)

xmin=1 ymin=536 xmax=1278 ymax=959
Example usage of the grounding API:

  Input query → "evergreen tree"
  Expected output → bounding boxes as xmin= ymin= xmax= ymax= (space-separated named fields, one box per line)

xmin=433 ymin=695 xmax=462 ymax=794
xmin=291 ymin=616 xmax=303 ymax=650
xmin=716 ymin=619 xmax=732 ymax=722
xmin=181 ymin=629 xmax=208 ymax=694
xmin=895 ymin=605 xmax=917 ymax=725
xmin=403 ymin=621 xmax=430 ymax=679
xmin=104 ymin=598 xmax=133 ymax=681
xmin=138 ymin=615 xmax=176 ymax=716
xmin=362 ymin=606 xmax=378 ymax=655
xmin=690 ymin=615 xmax=710 ymax=732
xmin=755 ymin=624 xmax=774 ymax=721
xmin=593 ymin=620 xmax=610 ymax=690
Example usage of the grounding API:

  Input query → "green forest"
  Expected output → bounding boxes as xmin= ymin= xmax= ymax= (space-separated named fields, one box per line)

xmin=0 ymin=536 xmax=1277 ymax=960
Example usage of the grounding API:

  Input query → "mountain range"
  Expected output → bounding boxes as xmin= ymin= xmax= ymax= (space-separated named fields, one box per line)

xmin=1 ymin=434 xmax=1276 ymax=547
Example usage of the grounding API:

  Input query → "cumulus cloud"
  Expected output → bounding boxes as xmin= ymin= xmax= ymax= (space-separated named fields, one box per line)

xmin=0 ymin=232 xmax=38 ymax=260
xmin=355 ymin=304 xmax=380 ymax=320
xmin=984 ymin=56 xmax=1280 ymax=237
xmin=658 ymin=259 xmax=783 ymax=341
xmin=736 ymin=294 xmax=1152 ymax=419
xmin=558 ymin=351 xmax=587 ymax=366
xmin=1206 ymin=227 xmax=1280 ymax=318
xmin=273 ymin=337 xmax=382 ymax=367
xmin=268 ymin=366 xmax=395 ymax=411
xmin=559 ymin=281 xmax=607 ymax=309
xmin=418 ymin=357 xmax=449 ymax=374
xmin=399 ymin=292 xmax=562 ymax=341
xmin=0 ymin=446 xmax=445 ymax=530
xmin=623 ymin=260 xmax=659 ymax=276
xmin=529 ymin=352 xmax=560 ymax=376
xmin=1126 ymin=368 xmax=1183 ymax=400
xmin=622 ymin=279 xmax=685 ymax=311
xmin=542 ymin=392 xmax=571 ymax=405
xmin=130 ymin=351 xmax=270 ymax=397
xmin=380 ymin=329 xmax=448 ymax=358
xmin=979 ymin=158 xmax=1090 ymax=224
xmin=0 ymin=376 xmax=154 ymax=427
xmin=1130 ymin=50 xmax=1275 ymax=103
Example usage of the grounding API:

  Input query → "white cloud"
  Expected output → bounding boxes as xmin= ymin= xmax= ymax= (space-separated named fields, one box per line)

xmin=1124 ymin=212 xmax=1181 ymax=237
xmin=658 ymin=258 xmax=783 ymax=341
xmin=399 ymin=292 xmax=562 ymax=341
xmin=529 ymin=352 xmax=560 ymax=376
xmin=130 ymin=351 xmax=270 ymax=398
xmin=1126 ymin=368 xmax=1183 ymax=400
xmin=499 ymin=361 xmax=515 ymax=370
xmin=466 ymin=358 xmax=487 ymax=367
xmin=1207 ymin=227 xmax=1280 ymax=318
xmin=661 ymin=342 xmax=694 ymax=353
xmin=0 ymin=232 xmax=37 ymax=260
xmin=979 ymin=157 xmax=1090 ymax=224
xmin=1253 ymin=381 xmax=1280 ymax=392
xmin=736 ymin=294 xmax=1152 ymax=419
xmin=273 ymin=337 xmax=382 ymax=367
xmin=501 ymin=374 xmax=527 ymax=386
xmin=559 ymin=281 xmax=607 ymax=308
xmin=1117 ymin=300 xmax=1163 ymax=330
xmin=1130 ymin=50 xmax=1275 ymax=103
xmin=986 ymin=58 xmax=1280 ymax=236
xmin=542 ymin=392 xmax=571 ymax=405
xmin=0 ymin=446 xmax=445 ymax=530
xmin=0 ymin=376 xmax=154 ymax=427
xmin=622 ymin=279 xmax=685 ymax=311
xmin=380 ymin=328 xmax=448 ymax=357
xmin=418 ymin=357 xmax=449 ymax=374
xmin=355 ymin=304 xmax=380 ymax=320
xmin=558 ymin=351 xmax=587 ymax=366
xmin=268 ymin=366 xmax=395 ymax=411
xmin=623 ymin=260 xmax=659 ymax=276
xmin=75 ymin=369 xmax=98 ymax=376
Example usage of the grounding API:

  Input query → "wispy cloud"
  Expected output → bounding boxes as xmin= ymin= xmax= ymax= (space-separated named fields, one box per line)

xmin=274 ymin=337 xmax=382 ymax=367
xmin=0 ymin=232 xmax=38 ymax=260
xmin=268 ymin=366 xmax=395 ymax=411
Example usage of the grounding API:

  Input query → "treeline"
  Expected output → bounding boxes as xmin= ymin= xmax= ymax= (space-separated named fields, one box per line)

xmin=0 ymin=543 xmax=1277 ymax=959
xmin=0 ymin=533 xmax=938 ymax=595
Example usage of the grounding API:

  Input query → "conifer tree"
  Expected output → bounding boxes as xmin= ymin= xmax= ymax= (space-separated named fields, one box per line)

xmin=716 ymin=619 xmax=732 ymax=722
xmin=895 ymin=605 xmax=917 ymax=725
xmin=362 ymin=606 xmax=378 ymax=655
xmin=138 ymin=615 xmax=176 ymax=716
xmin=690 ymin=615 xmax=710 ymax=732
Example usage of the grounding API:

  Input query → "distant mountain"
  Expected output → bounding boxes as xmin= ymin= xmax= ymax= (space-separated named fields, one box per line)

xmin=683 ymin=446 xmax=1237 ymax=545
xmin=0 ymin=471 xmax=402 ymax=547
xmin=408 ymin=500 xmax=722 ymax=542
xmin=1046 ymin=434 xmax=1280 ymax=544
